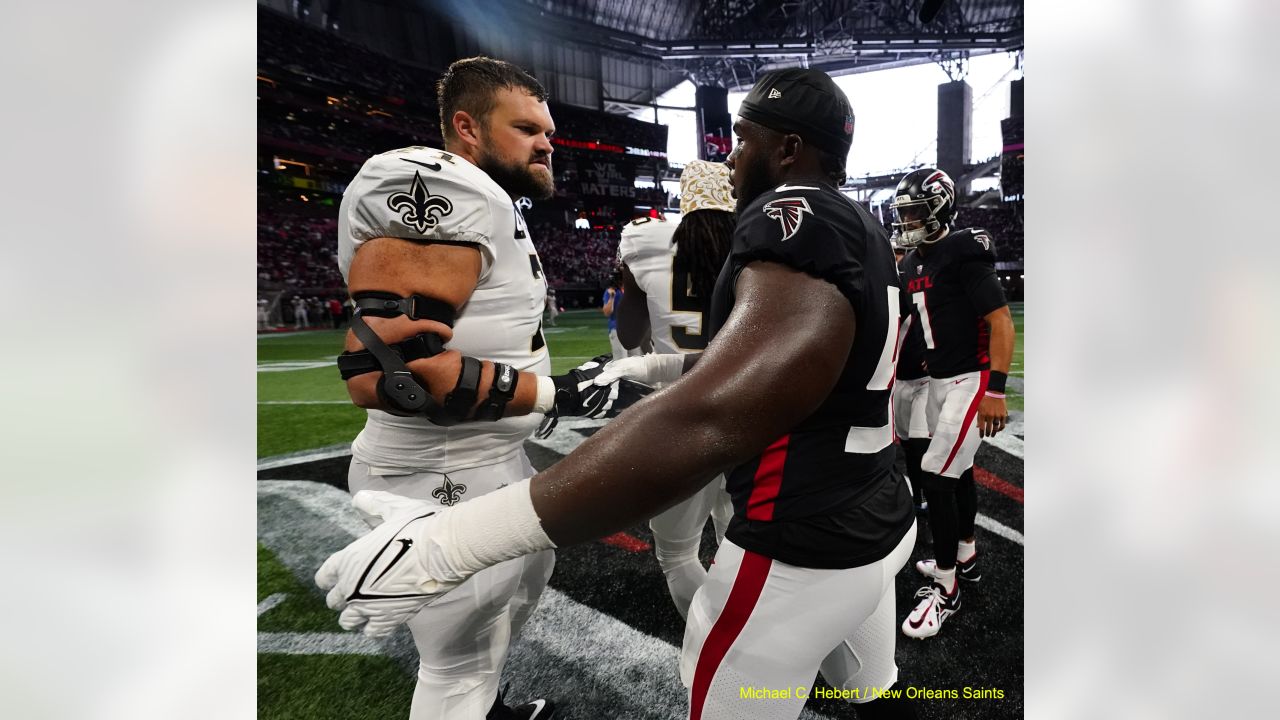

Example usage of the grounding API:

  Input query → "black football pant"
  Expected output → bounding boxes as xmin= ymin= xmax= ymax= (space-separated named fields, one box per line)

xmin=902 ymin=438 xmax=929 ymax=506
xmin=921 ymin=466 xmax=977 ymax=569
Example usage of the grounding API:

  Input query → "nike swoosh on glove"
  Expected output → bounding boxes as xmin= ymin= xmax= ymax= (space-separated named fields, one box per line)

xmin=578 ymin=377 xmax=653 ymax=419
xmin=315 ymin=491 xmax=470 ymax=638
xmin=535 ymin=355 xmax=611 ymax=438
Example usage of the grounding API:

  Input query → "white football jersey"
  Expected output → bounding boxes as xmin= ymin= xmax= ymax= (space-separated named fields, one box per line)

xmin=338 ymin=146 xmax=551 ymax=473
xmin=617 ymin=216 xmax=706 ymax=355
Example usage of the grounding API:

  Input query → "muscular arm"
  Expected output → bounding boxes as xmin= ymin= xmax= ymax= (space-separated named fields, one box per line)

xmin=984 ymin=305 xmax=1014 ymax=376
xmin=530 ymin=261 xmax=855 ymax=546
xmin=977 ymin=304 xmax=1015 ymax=436
xmin=616 ymin=263 xmax=649 ymax=349
xmin=343 ymin=237 xmax=541 ymax=417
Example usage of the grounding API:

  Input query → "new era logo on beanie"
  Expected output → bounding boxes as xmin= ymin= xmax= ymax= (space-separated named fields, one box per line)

xmin=738 ymin=68 xmax=854 ymax=160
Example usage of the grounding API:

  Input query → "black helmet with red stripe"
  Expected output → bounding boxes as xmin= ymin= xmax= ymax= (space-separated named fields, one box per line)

xmin=890 ymin=167 xmax=957 ymax=248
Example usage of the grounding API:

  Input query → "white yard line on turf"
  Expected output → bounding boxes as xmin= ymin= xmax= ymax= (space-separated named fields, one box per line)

xmin=259 ymin=632 xmax=386 ymax=656
xmin=257 ymin=444 xmax=353 ymax=471
xmin=257 ymin=593 xmax=288 ymax=616
xmin=976 ymin=514 xmax=1024 ymax=545
xmin=258 ymin=400 xmax=350 ymax=405
xmin=258 ymin=360 xmax=335 ymax=372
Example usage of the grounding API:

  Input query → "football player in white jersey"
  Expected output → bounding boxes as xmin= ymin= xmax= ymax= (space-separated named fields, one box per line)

xmin=613 ymin=160 xmax=736 ymax=619
xmin=333 ymin=57 xmax=640 ymax=720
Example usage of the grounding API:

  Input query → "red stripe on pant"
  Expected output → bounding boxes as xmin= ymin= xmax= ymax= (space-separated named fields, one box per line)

xmin=745 ymin=435 xmax=790 ymax=521
xmin=689 ymin=550 xmax=773 ymax=720
xmin=940 ymin=370 xmax=989 ymax=475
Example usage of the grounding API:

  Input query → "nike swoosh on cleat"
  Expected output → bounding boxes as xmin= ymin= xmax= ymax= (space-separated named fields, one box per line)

xmin=908 ymin=600 xmax=934 ymax=629
xmin=527 ymin=699 xmax=549 ymax=718
xmin=402 ymin=158 xmax=442 ymax=171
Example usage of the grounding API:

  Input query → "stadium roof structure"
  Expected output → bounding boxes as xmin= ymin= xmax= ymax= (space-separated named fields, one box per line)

xmin=505 ymin=0 xmax=1022 ymax=108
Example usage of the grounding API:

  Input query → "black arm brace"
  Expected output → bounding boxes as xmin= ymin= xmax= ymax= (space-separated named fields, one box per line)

xmin=336 ymin=291 xmax=517 ymax=425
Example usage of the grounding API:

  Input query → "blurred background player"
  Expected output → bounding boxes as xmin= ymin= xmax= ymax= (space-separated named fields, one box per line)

xmin=257 ymin=297 xmax=272 ymax=331
xmin=612 ymin=159 xmax=735 ymax=618
xmin=544 ymin=286 xmax=558 ymax=327
xmin=892 ymin=167 xmax=1015 ymax=640
xmin=600 ymin=273 xmax=637 ymax=359
xmin=291 ymin=295 xmax=309 ymax=329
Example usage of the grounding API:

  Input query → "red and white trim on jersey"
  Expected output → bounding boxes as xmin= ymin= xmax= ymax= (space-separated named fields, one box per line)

xmin=745 ymin=435 xmax=791 ymax=521
xmin=938 ymin=370 xmax=989 ymax=476
xmin=688 ymin=550 xmax=773 ymax=720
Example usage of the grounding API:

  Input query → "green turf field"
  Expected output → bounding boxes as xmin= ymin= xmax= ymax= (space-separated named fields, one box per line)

xmin=1007 ymin=301 xmax=1024 ymax=412
xmin=257 ymin=304 xmax=1026 ymax=457
xmin=258 ymin=543 xmax=415 ymax=719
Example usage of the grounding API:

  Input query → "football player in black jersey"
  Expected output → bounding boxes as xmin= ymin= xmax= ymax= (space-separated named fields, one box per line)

xmin=892 ymin=237 xmax=931 ymax=516
xmin=891 ymin=167 xmax=1016 ymax=639
xmin=318 ymin=68 xmax=919 ymax=720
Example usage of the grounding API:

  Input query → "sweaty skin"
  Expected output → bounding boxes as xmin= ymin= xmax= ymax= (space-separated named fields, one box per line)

xmin=530 ymin=261 xmax=854 ymax=546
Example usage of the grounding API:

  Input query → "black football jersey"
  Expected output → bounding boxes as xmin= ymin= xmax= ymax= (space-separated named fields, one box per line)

xmin=706 ymin=183 xmax=914 ymax=569
xmin=895 ymin=255 xmax=928 ymax=381
xmin=900 ymin=227 xmax=1007 ymax=379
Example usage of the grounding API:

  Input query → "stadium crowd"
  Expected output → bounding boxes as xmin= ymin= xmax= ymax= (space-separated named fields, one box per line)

xmin=529 ymin=223 xmax=624 ymax=287
xmin=257 ymin=210 xmax=342 ymax=291
xmin=257 ymin=5 xmax=1024 ymax=323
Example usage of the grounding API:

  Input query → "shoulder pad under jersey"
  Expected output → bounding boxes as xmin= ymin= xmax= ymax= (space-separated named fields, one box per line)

xmin=343 ymin=147 xmax=504 ymax=250
xmin=619 ymin=215 xmax=676 ymax=265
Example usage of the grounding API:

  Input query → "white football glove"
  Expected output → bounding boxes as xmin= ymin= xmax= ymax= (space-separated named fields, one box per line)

xmin=316 ymin=481 xmax=556 ymax=638
xmin=593 ymin=353 xmax=685 ymax=388
xmin=314 ymin=491 xmax=469 ymax=638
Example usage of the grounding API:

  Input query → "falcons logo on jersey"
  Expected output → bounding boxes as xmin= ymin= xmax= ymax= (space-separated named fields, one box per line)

xmin=762 ymin=197 xmax=813 ymax=241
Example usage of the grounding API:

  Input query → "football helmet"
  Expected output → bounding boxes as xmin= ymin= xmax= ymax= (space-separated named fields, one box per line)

xmin=890 ymin=167 xmax=957 ymax=248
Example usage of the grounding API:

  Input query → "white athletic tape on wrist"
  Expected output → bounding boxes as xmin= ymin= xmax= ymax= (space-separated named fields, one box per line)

xmin=438 ymin=478 xmax=556 ymax=575
xmin=649 ymin=353 xmax=686 ymax=384
xmin=533 ymin=375 xmax=556 ymax=414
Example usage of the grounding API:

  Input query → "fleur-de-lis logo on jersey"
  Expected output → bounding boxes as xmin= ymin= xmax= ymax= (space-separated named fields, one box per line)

xmin=431 ymin=475 xmax=468 ymax=507
xmin=762 ymin=196 xmax=813 ymax=242
xmin=387 ymin=171 xmax=453 ymax=234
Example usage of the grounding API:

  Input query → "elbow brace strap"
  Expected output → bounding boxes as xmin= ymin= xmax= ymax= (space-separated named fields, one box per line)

xmin=433 ymin=356 xmax=482 ymax=426
xmin=351 ymin=291 xmax=457 ymax=326
xmin=337 ymin=332 xmax=446 ymax=380
xmin=340 ymin=291 xmax=485 ymax=425
xmin=473 ymin=363 xmax=518 ymax=422
xmin=348 ymin=312 xmax=437 ymax=416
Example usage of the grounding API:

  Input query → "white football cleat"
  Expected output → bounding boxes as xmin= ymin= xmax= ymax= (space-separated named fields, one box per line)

xmin=901 ymin=581 xmax=961 ymax=639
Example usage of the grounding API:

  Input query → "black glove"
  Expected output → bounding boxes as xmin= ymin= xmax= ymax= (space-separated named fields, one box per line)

xmin=535 ymin=355 xmax=653 ymax=438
